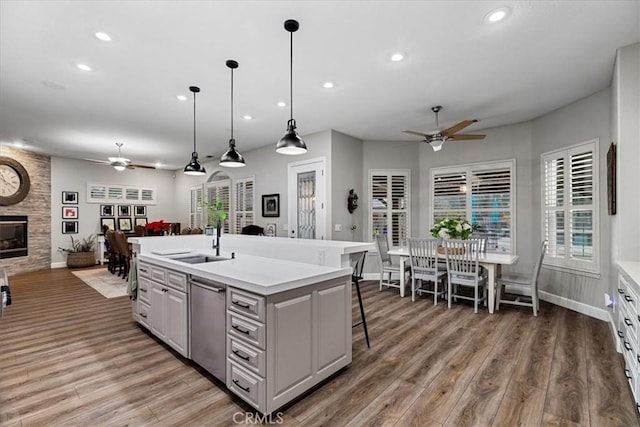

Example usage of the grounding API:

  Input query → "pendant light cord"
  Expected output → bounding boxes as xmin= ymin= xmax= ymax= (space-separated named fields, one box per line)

xmin=290 ymin=30 xmax=293 ymax=122
xmin=231 ymin=67 xmax=234 ymax=141
xmin=193 ymin=90 xmax=197 ymax=152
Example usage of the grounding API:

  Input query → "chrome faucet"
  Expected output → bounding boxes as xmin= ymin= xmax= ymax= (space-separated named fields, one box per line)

xmin=212 ymin=223 xmax=221 ymax=256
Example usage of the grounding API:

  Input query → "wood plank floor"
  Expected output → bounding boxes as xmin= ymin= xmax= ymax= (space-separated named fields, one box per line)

xmin=1 ymin=267 xmax=638 ymax=427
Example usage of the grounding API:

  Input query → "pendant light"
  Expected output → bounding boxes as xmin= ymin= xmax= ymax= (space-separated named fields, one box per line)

xmin=220 ymin=60 xmax=246 ymax=167
xmin=275 ymin=19 xmax=307 ymax=155
xmin=184 ymin=86 xmax=206 ymax=176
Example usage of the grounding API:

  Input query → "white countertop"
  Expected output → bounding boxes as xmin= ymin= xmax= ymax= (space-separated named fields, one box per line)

xmin=618 ymin=261 xmax=640 ymax=285
xmin=138 ymin=249 xmax=352 ymax=296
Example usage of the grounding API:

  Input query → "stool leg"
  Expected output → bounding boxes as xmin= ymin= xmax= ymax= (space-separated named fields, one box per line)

xmin=354 ymin=279 xmax=370 ymax=348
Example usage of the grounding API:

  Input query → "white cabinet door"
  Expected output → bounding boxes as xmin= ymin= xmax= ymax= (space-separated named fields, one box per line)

xmin=316 ymin=283 xmax=350 ymax=375
xmin=166 ymin=288 xmax=188 ymax=356
xmin=149 ymin=281 xmax=166 ymax=340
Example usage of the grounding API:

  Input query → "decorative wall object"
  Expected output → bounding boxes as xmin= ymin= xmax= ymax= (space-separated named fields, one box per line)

xmin=262 ymin=194 xmax=280 ymax=217
xmin=118 ymin=205 xmax=131 ymax=217
xmin=607 ymin=142 xmax=616 ymax=215
xmin=100 ymin=205 xmax=114 ymax=216
xmin=62 ymin=206 xmax=78 ymax=219
xmin=134 ymin=205 xmax=147 ymax=216
xmin=62 ymin=191 xmax=78 ymax=204
xmin=118 ymin=217 xmax=132 ymax=231
xmin=62 ymin=221 xmax=78 ymax=234
xmin=347 ymin=189 xmax=358 ymax=213
xmin=265 ymin=223 xmax=276 ymax=237
xmin=134 ymin=217 xmax=148 ymax=227
xmin=101 ymin=217 xmax=115 ymax=231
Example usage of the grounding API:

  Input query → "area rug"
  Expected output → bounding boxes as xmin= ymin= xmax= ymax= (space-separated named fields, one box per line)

xmin=71 ymin=268 xmax=128 ymax=298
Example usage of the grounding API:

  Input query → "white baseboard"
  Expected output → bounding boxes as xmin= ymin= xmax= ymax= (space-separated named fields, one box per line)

xmin=50 ymin=262 xmax=67 ymax=269
xmin=539 ymin=290 xmax=609 ymax=322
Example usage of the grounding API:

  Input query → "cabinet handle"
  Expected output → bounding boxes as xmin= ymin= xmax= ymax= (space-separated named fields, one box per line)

xmin=619 ymin=288 xmax=625 ymax=294
xmin=140 ymin=287 xmax=147 ymax=293
xmin=618 ymin=330 xmax=624 ymax=338
xmin=232 ymin=349 xmax=251 ymax=361
xmin=140 ymin=268 xmax=148 ymax=273
xmin=233 ymin=300 xmax=251 ymax=310
xmin=637 ymin=354 xmax=640 ymax=364
xmin=625 ymin=295 xmax=633 ymax=303
xmin=163 ymin=288 xmax=168 ymax=293
xmin=232 ymin=379 xmax=251 ymax=393
xmin=232 ymin=324 xmax=251 ymax=335
xmin=140 ymin=313 xmax=147 ymax=318
xmin=625 ymin=369 xmax=632 ymax=380
xmin=625 ymin=318 xmax=633 ymax=326
xmin=624 ymin=341 xmax=632 ymax=351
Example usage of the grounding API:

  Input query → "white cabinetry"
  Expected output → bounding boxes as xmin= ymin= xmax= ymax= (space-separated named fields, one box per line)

xmin=226 ymin=276 xmax=351 ymax=415
xmin=137 ymin=261 xmax=189 ymax=357
xmin=617 ymin=265 xmax=640 ymax=412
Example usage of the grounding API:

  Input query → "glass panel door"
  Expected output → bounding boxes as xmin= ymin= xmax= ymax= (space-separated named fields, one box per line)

xmin=297 ymin=171 xmax=316 ymax=239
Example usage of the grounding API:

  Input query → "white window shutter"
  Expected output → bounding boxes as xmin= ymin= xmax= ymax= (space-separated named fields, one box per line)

xmin=370 ymin=170 xmax=410 ymax=246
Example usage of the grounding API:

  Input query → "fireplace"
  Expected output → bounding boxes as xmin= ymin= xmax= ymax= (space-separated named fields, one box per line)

xmin=0 ymin=216 xmax=28 ymax=259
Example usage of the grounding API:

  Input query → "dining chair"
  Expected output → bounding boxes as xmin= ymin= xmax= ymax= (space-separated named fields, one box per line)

xmin=496 ymin=241 xmax=547 ymax=316
xmin=105 ymin=230 xmax=119 ymax=275
xmin=190 ymin=227 xmax=204 ymax=235
xmin=352 ymin=251 xmax=370 ymax=348
xmin=134 ymin=225 xmax=146 ymax=237
xmin=408 ymin=238 xmax=447 ymax=304
xmin=180 ymin=227 xmax=192 ymax=235
xmin=114 ymin=231 xmax=131 ymax=279
xmin=444 ymin=239 xmax=487 ymax=313
xmin=375 ymin=233 xmax=410 ymax=295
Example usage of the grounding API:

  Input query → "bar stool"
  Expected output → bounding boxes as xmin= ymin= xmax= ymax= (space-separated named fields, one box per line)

xmin=352 ymin=251 xmax=370 ymax=348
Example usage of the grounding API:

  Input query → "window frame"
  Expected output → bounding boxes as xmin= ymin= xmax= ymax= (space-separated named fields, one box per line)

xmin=429 ymin=159 xmax=516 ymax=254
xmin=368 ymin=169 xmax=411 ymax=247
xmin=541 ymin=139 xmax=599 ymax=275
xmin=234 ymin=176 xmax=255 ymax=234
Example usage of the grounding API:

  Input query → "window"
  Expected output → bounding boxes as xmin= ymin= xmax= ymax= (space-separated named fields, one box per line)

xmin=189 ymin=185 xmax=203 ymax=228
xmin=431 ymin=160 xmax=515 ymax=253
xmin=87 ymin=182 xmax=156 ymax=205
xmin=369 ymin=170 xmax=410 ymax=246
xmin=234 ymin=177 xmax=255 ymax=234
xmin=204 ymin=181 xmax=230 ymax=233
xmin=542 ymin=139 xmax=598 ymax=274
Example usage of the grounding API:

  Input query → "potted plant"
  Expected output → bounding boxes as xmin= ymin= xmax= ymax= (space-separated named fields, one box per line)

xmin=145 ymin=220 xmax=171 ymax=236
xmin=430 ymin=218 xmax=481 ymax=254
xmin=59 ymin=234 xmax=96 ymax=268
xmin=206 ymin=200 xmax=227 ymax=234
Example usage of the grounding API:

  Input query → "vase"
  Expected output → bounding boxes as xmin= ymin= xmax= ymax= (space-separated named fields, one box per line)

xmin=437 ymin=241 xmax=466 ymax=255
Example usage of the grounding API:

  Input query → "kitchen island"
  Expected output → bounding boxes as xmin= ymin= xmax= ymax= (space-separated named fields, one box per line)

xmin=128 ymin=234 xmax=373 ymax=415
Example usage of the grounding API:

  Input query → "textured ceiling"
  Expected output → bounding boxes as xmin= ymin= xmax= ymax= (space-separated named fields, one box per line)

xmin=1 ymin=1 xmax=638 ymax=169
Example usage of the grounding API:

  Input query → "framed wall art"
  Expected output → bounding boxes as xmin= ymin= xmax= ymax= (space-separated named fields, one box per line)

xmin=262 ymin=194 xmax=280 ymax=217
xmin=62 ymin=206 xmax=78 ymax=219
xmin=134 ymin=217 xmax=148 ymax=227
xmin=118 ymin=217 xmax=132 ymax=231
xmin=100 ymin=204 xmax=114 ymax=216
xmin=100 ymin=217 xmax=116 ymax=231
xmin=118 ymin=205 xmax=131 ymax=217
xmin=265 ymin=223 xmax=276 ymax=237
xmin=62 ymin=221 xmax=78 ymax=234
xmin=62 ymin=191 xmax=78 ymax=204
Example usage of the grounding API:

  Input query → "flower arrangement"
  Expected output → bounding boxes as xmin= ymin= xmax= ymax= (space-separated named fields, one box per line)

xmin=145 ymin=220 xmax=171 ymax=233
xmin=430 ymin=218 xmax=480 ymax=240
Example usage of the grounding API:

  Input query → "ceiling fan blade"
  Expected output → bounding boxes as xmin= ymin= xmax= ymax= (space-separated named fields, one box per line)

xmin=403 ymin=130 xmax=431 ymax=137
xmin=441 ymin=120 xmax=474 ymax=136
xmin=129 ymin=164 xmax=156 ymax=169
xmin=448 ymin=134 xmax=486 ymax=141
xmin=83 ymin=158 xmax=110 ymax=165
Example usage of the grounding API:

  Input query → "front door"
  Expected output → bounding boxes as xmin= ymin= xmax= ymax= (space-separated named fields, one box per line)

xmin=287 ymin=158 xmax=326 ymax=240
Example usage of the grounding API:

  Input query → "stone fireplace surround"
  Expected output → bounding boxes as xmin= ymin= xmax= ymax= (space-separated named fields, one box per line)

xmin=0 ymin=146 xmax=51 ymax=276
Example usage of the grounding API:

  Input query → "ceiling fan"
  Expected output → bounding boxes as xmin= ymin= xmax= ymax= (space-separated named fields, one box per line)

xmin=403 ymin=106 xmax=486 ymax=152
xmin=85 ymin=143 xmax=155 ymax=171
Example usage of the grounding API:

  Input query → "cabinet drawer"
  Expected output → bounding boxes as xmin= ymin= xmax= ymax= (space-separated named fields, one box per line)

xmin=628 ymin=283 xmax=640 ymax=316
xmin=138 ymin=300 xmax=150 ymax=328
xmin=228 ymin=288 xmax=265 ymax=322
xmin=228 ymin=336 xmax=265 ymax=377
xmin=227 ymin=361 xmax=265 ymax=411
xmin=150 ymin=265 xmax=166 ymax=284
xmin=228 ymin=311 xmax=266 ymax=350
xmin=138 ymin=262 xmax=152 ymax=279
xmin=166 ymin=270 xmax=187 ymax=292
xmin=138 ymin=277 xmax=151 ymax=304
xmin=623 ymin=305 xmax=639 ymax=346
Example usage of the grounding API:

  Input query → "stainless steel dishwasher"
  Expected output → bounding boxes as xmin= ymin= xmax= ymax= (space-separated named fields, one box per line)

xmin=189 ymin=275 xmax=226 ymax=383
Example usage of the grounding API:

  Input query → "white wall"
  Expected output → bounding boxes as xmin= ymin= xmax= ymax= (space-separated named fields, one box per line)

xmin=531 ymin=88 xmax=612 ymax=308
xmin=330 ymin=130 xmax=363 ymax=241
xmin=50 ymin=157 xmax=178 ymax=264
xmin=172 ymin=129 xmax=333 ymax=238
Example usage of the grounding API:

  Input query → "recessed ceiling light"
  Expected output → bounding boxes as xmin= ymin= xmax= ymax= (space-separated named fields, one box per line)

xmin=155 ymin=162 xmax=162 ymax=168
xmin=95 ymin=31 xmax=112 ymax=42
xmin=276 ymin=101 xmax=287 ymax=108
xmin=42 ymin=80 xmax=65 ymax=90
xmin=390 ymin=52 xmax=405 ymax=62
xmin=323 ymin=82 xmax=335 ymax=89
xmin=242 ymin=115 xmax=253 ymax=120
xmin=176 ymin=95 xmax=187 ymax=101
xmin=75 ymin=63 xmax=92 ymax=72
xmin=485 ymin=7 xmax=510 ymax=23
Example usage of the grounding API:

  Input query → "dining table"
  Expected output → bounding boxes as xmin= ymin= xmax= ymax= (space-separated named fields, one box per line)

xmin=387 ymin=246 xmax=519 ymax=314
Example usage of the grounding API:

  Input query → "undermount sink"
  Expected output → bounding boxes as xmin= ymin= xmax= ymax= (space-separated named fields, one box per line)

xmin=169 ymin=254 xmax=230 ymax=264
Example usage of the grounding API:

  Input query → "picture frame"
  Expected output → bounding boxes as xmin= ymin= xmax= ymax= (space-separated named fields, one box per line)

xmin=607 ymin=142 xmax=616 ymax=215
xmin=134 ymin=205 xmax=147 ymax=217
xmin=265 ymin=223 xmax=276 ymax=237
xmin=62 ymin=206 xmax=78 ymax=219
xmin=100 ymin=217 xmax=116 ymax=231
xmin=118 ymin=205 xmax=131 ymax=217
xmin=62 ymin=221 xmax=78 ymax=234
xmin=100 ymin=204 xmax=114 ymax=216
xmin=134 ymin=217 xmax=148 ymax=227
xmin=262 ymin=194 xmax=280 ymax=217
xmin=62 ymin=191 xmax=78 ymax=204
xmin=118 ymin=217 xmax=132 ymax=232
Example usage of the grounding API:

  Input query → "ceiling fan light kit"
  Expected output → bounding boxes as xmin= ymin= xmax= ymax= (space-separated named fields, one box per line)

xmin=184 ymin=86 xmax=206 ymax=176
xmin=276 ymin=19 xmax=308 ymax=156
xmin=220 ymin=60 xmax=246 ymax=168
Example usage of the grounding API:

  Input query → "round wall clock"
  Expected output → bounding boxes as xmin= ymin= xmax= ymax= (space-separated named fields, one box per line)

xmin=0 ymin=156 xmax=31 ymax=206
